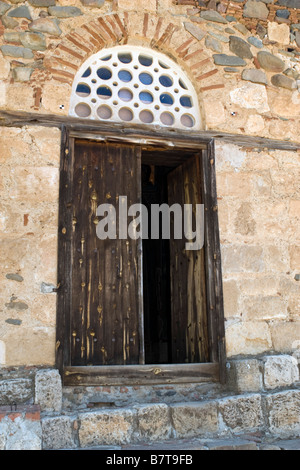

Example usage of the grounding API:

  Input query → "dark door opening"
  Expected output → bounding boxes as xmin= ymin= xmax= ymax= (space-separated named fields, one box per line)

xmin=141 ymin=149 xmax=209 ymax=365
xmin=142 ymin=164 xmax=172 ymax=364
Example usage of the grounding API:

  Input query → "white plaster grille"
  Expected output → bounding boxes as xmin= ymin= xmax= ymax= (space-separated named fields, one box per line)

xmin=69 ymin=46 xmax=201 ymax=130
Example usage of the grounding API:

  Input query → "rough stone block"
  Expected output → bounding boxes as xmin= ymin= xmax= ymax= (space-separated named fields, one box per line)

xmin=0 ymin=412 xmax=42 ymax=450
xmin=12 ymin=67 xmax=34 ymax=82
xmin=200 ymin=10 xmax=228 ymax=23
xmin=263 ymin=355 xmax=299 ymax=390
xmin=270 ymin=321 xmax=300 ymax=353
xmin=230 ymin=82 xmax=270 ymax=113
xmin=226 ymin=321 xmax=272 ymax=356
xmin=268 ymin=22 xmax=290 ymax=45
xmin=80 ymin=0 xmax=105 ymax=6
xmin=0 ymin=379 xmax=33 ymax=405
xmin=135 ymin=403 xmax=172 ymax=441
xmin=218 ymin=394 xmax=263 ymax=433
xmin=171 ymin=401 xmax=218 ymax=438
xmin=243 ymin=0 xmax=269 ymax=20
xmin=242 ymin=69 xmax=267 ymax=85
xmin=229 ymin=36 xmax=253 ymax=59
xmin=7 ymin=5 xmax=32 ymax=20
xmin=226 ymin=359 xmax=262 ymax=393
xmin=29 ymin=18 xmax=62 ymax=36
xmin=242 ymin=295 xmax=287 ymax=321
xmin=48 ymin=6 xmax=82 ymax=17
xmin=222 ymin=279 xmax=239 ymax=318
xmin=0 ymin=1 xmax=11 ymax=15
xmin=290 ymin=245 xmax=300 ymax=270
xmin=0 ymin=55 xmax=10 ymax=80
xmin=184 ymin=22 xmax=206 ymax=41
xmin=35 ymin=369 xmax=62 ymax=413
xmin=78 ymin=408 xmax=137 ymax=447
xmin=213 ymin=54 xmax=246 ymax=67
xmin=266 ymin=390 xmax=300 ymax=437
xmin=271 ymin=74 xmax=295 ymax=90
xmin=221 ymin=245 xmax=264 ymax=273
xmin=41 ymin=415 xmax=77 ymax=450
xmin=257 ymin=51 xmax=285 ymax=72
xmin=19 ymin=32 xmax=46 ymax=51
xmin=28 ymin=0 xmax=55 ymax=6
xmin=0 ymin=45 xmax=34 ymax=59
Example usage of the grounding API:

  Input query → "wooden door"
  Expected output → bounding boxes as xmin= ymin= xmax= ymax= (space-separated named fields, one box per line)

xmin=168 ymin=154 xmax=209 ymax=363
xmin=71 ymin=140 xmax=142 ymax=366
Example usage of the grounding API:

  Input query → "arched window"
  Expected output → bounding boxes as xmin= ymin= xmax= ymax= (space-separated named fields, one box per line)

xmin=69 ymin=46 xmax=202 ymax=130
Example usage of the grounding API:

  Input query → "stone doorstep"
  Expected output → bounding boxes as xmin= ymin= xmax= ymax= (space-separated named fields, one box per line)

xmin=41 ymin=390 xmax=300 ymax=450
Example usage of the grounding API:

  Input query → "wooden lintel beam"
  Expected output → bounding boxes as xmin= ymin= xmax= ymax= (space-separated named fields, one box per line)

xmin=0 ymin=110 xmax=299 ymax=151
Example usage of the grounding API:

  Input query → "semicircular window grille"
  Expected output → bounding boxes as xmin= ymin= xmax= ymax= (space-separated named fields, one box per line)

xmin=69 ymin=46 xmax=202 ymax=130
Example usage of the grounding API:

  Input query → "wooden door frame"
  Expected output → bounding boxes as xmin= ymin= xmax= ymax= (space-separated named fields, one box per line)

xmin=56 ymin=125 xmax=226 ymax=386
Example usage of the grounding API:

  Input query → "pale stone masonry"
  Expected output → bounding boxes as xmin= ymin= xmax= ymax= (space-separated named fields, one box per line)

xmin=0 ymin=3 xmax=299 ymax=365
xmin=0 ymin=358 xmax=298 ymax=449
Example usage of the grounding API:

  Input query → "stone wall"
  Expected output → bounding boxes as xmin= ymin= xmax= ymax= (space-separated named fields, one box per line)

xmin=216 ymin=142 xmax=300 ymax=357
xmin=0 ymin=126 xmax=60 ymax=366
xmin=0 ymin=361 xmax=299 ymax=449
xmin=0 ymin=0 xmax=299 ymax=367
xmin=0 ymin=0 xmax=299 ymax=140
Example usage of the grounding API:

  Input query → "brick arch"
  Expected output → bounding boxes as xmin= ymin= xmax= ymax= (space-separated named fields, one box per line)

xmin=42 ymin=11 xmax=225 ymax=124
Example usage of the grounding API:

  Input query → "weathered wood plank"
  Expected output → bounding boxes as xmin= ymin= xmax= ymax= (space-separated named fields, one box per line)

xmin=56 ymin=129 xmax=74 ymax=373
xmin=63 ymin=363 xmax=219 ymax=386
xmin=168 ymin=154 xmax=208 ymax=364
xmin=70 ymin=141 xmax=142 ymax=366
xmin=0 ymin=110 xmax=299 ymax=151
xmin=201 ymin=142 xmax=226 ymax=383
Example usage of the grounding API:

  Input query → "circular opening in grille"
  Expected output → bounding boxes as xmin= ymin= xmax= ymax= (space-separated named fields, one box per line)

xmin=139 ymin=54 xmax=153 ymax=67
xmin=97 ymin=105 xmax=112 ymax=119
xmin=70 ymin=46 xmax=201 ymax=130
xmin=119 ymin=108 xmax=133 ymax=121
xmin=139 ymin=91 xmax=153 ymax=104
xmin=118 ymin=52 xmax=132 ymax=64
xmin=160 ymin=112 xmax=174 ymax=126
xmin=180 ymin=96 xmax=193 ymax=108
xmin=160 ymin=93 xmax=174 ymax=106
xmin=139 ymin=110 xmax=154 ymax=123
xmin=181 ymin=114 xmax=195 ymax=128
xmin=76 ymin=83 xmax=91 ymax=97
xmin=97 ymin=67 xmax=112 ymax=80
xmin=75 ymin=103 xmax=91 ymax=118
xmin=97 ymin=86 xmax=112 ymax=99
xmin=118 ymin=70 xmax=132 ymax=82
xmin=118 ymin=88 xmax=133 ymax=102
xmin=159 ymin=75 xmax=173 ymax=87
xmin=139 ymin=72 xmax=153 ymax=85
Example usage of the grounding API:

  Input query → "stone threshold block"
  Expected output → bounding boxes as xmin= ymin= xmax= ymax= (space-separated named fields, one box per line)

xmin=78 ymin=408 xmax=137 ymax=448
xmin=171 ymin=401 xmax=219 ymax=438
xmin=218 ymin=394 xmax=264 ymax=434
xmin=226 ymin=354 xmax=300 ymax=393
xmin=263 ymin=355 xmax=299 ymax=390
xmin=265 ymin=389 xmax=300 ymax=438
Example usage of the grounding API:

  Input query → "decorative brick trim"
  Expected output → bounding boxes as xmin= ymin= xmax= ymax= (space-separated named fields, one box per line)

xmin=0 ymin=405 xmax=40 ymax=422
xmin=200 ymin=84 xmax=225 ymax=92
xmin=196 ymin=68 xmax=219 ymax=82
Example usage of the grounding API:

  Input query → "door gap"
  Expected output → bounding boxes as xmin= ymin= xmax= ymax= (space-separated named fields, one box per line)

xmin=142 ymin=163 xmax=172 ymax=364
